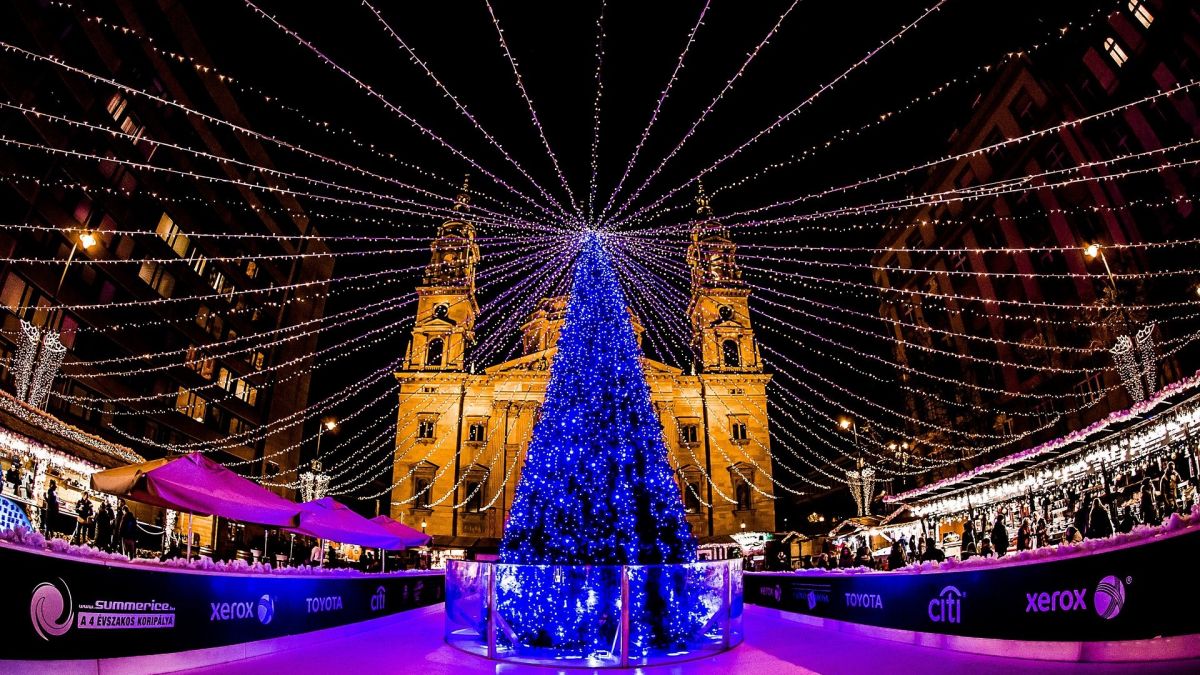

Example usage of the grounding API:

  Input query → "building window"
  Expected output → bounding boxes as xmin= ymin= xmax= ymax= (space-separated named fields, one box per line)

xmin=722 ymin=339 xmax=741 ymax=368
xmin=678 ymin=423 xmax=699 ymax=445
xmin=730 ymin=417 xmax=749 ymax=443
xmin=413 ymin=477 xmax=432 ymax=509
xmin=1009 ymin=89 xmax=1036 ymax=129
xmin=138 ymin=261 xmax=175 ymax=298
xmin=468 ymin=422 xmax=487 ymax=443
xmin=684 ymin=481 xmax=702 ymax=513
xmin=106 ymin=93 xmax=128 ymax=121
xmin=735 ymin=481 xmax=752 ymax=511
xmin=1127 ymin=0 xmax=1153 ymax=28
xmin=1104 ymin=37 xmax=1129 ymax=67
xmin=185 ymin=347 xmax=214 ymax=380
xmin=426 ymin=338 xmax=444 ymax=366
xmin=245 ymin=261 xmax=258 ymax=279
xmin=418 ymin=418 xmax=436 ymax=440
xmin=463 ymin=481 xmax=484 ymax=512
xmin=175 ymin=387 xmax=206 ymax=421
xmin=155 ymin=213 xmax=189 ymax=257
xmin=1074 ymin=372 xmax=1105 ymax=405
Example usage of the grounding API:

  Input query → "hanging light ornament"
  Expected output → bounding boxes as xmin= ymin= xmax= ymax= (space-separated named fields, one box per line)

xmin=299 ymin=459 xmax=331 ymax=502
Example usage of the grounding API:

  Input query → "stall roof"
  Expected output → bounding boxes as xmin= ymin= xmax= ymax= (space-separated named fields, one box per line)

xmin=369 ymin=515 xmax=431 ymax=548
xmin=0 ymin=391 xmax=143 ymax=469
xmin=90 ymin=453 xmax=299 ymax=527
xmin=890 ymin=376 xmax=1200 ymax=507
xmin=290 ymin=497 xmax=405 ymax=550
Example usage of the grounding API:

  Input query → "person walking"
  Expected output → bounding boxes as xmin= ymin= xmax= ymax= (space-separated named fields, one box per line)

xmin=1140 ymin=478 xmax=1160 ymax=527
xmin=1017 ymin=518 xmax=1032 ymax=551
xmin=991 ymin=513 xmax=1009 ymax=556
xmin=1035 ymin=517 xmax=1049 ymax=548
xmin=94 ymin=501 xmax=114 ymax=551
xmin=1116 ymin=505 xmax=1137 ymax=534
xmin=921 ymin=537 xmax=946 ymax=563
xmin=887 ymin=539 xmax=908 ymax=570
xmin=1160 ymin=462 xmax=1180 ymax=517
xmin=960 ymin=520 xmax=977 ymax=557
xmin=1086 ymin=497 xmax=1114 ymax=539
xmin=72 ymin=496 xmax=94 ymax=545
xmin=119 ymin=504 xmax=138 ymax=558
xmin=43 ymin=480 xmax=59 ymax=537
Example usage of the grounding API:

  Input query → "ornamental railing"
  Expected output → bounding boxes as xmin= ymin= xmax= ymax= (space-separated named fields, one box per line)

xmin=444 ymin=558 xmax=743 ymax=668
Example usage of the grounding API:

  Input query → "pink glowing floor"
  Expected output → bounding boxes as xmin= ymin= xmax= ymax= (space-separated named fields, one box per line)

xmin=163 ymin=604 xmax=1199 ymax=675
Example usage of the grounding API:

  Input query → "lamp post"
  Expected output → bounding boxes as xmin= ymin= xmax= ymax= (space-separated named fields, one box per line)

xmin=300 ymin=417 xmax=336 ymax=502
xmin=55 ymin=231 xmax=97 ymax=298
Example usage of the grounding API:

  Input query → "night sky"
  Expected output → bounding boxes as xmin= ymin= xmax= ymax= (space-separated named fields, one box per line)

xmin=167 ymin=0 xmax=1111 ymax=518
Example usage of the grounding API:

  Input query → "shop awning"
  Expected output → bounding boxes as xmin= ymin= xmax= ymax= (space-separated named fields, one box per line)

xmin=289 ymin=497 xmax=405 ymax=550
xmin=369 ymin=515 xmax=431 ymax=548
xmin=90 ymin=453 xmax=300 ymax=527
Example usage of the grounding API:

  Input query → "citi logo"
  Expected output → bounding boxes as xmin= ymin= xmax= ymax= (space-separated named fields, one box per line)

xmin=844 ymin=592 xmax=883 ymax=609
xmin=371 ymin=586 xmax=386 ymax=612
xmin=1025 ymin=589 xmax=1087 ymax=614
xmin=306 ymin=595 xmax=343 ymax=614
xmin=30 ymin=579 xmax=74 ymax=641
xmin=210 ymin=594 xmax=274 ymax=624
xmin=928 ymin=586 xmax=965 ymax=624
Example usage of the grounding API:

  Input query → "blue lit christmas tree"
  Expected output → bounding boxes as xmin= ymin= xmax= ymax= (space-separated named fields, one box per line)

xmin=500 ymin=233 xmax=697 ymax=565
xmin=495 ymin=233 xmax=702 ymax=657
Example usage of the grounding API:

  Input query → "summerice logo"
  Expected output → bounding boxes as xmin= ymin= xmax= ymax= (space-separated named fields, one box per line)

xmin=30 ymin=578 xmax=74 ymax=640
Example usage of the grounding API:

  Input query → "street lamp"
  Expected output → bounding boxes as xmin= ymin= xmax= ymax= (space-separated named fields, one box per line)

xmin=300 ymin=417 xmax=337 ymax=502
xmin=55 ymin=231 xmax=97 ymax=297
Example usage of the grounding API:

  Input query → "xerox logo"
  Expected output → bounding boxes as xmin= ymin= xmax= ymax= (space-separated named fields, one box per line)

xmin=30 ymin=579 xmax=74 ymax=640
xmin=305 ymin=595 xmax=343 ymax=614
xmin=210 ymin=594 xmax=275 ymax=625
xmin=1094 ymin=576 xmax=1127 ymax=621
xmin=370 ymin=586 xmax=386 ymax=612
xmin=844 ymin=592 xmax=883 ymax=609
xmin=1025 ymin=588 xmax=1087 ymax=614
xmin=757 ymin=585 xmax=783 ymax=602
xmin=927 ymin=586 xmax=965 ymax=624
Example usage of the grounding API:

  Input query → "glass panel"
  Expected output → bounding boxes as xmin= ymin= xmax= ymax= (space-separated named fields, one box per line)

xmin=493 ymin=563 xmax=623 ymax=666
xmin=443 ymin=560 xmax=489 ymax=657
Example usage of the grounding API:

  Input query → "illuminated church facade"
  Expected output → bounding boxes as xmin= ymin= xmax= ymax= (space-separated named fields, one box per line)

xmin=390 ymin=186 xmax=775 ymax=545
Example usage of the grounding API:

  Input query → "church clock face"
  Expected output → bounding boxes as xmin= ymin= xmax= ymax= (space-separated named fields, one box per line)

xmin=433 ymin=303 xmax=450 ymax=321
xmin=718 ymin=305 xmax=734 ymax=322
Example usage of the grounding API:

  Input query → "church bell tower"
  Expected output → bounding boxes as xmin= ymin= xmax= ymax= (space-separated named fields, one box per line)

xmin=687 ymin=184 xmax=762 ymax=374
xmin=405 ymin=177 xmax=480 ymax=371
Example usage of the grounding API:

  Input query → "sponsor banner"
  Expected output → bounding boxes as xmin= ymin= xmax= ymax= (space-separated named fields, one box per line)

xmin=746 ymin=526 xmax=1200 ymax=642
xmin=6 ymin=543 xmax=443 ymax=660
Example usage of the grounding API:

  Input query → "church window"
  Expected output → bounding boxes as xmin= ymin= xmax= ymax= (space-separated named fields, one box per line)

xmin=418 ymin=418 xmax=436 ymax=440
xmin=433 ymin=304 xmax=449 ymax=320
xmin=679 ymin=423 xmax=699 ymax=445
xmin=414 ymin=477 xmax=432 ymax=509
xmin=468 ymin=422 xmax=487 ymax=443
xmin=718 ymin=305 xmax=734 ymax=322
xmin=685 ymin=482 xmax=702 ymax=513
xmin=736 ymin=481 xmax=752 ymax=510
xmin=426 ymin=337 xmax=444 ymax=366
xmin=722 ymin=339 xmax=741 ymax=368
xmin=730 ymin=416 xmax=749 ymax=443
xmin=464 ymin=481 xmax=484 ymax=512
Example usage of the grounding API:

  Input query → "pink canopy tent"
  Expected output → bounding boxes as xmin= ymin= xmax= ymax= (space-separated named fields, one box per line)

xmin=90 ymin=453 xmax=300 ymax=527
xmin=289 ymin=497 xmax=405 ymax=550
xmin=91 ymin=453 xmax=301 ymax=559
xmin=370 ymin=515 xmax=431 ymax=548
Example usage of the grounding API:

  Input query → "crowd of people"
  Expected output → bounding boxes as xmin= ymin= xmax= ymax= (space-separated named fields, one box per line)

xmin=45 ymin=484 xmax=142 ymax=558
